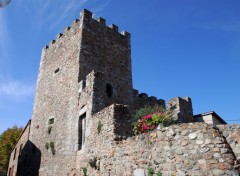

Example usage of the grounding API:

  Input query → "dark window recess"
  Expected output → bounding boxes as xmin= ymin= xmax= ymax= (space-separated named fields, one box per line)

xmin=13 ymin=148 xmax=17 ymax=160
xmin=48 ymin=118 xmax=54 ymax=125
xmin=19 ymin=144 xmax=23 ymax=156
xmin=54 ymin=68 xmax=60 ymax=74
xmin=106 ymin=83 xmax=113 ymax=97
xmin=82 ymin=80 xmax=86 ymax=89
xmin=8 ymin=167 xmax=12 ymax=176
xmin=78 ymin=113 xmax=86 ymax=150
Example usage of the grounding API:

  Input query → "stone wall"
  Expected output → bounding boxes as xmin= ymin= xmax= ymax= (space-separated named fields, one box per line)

xmin=76 ymin=104 xmax=132 ymax=175
xmin=133 ymin=89 xmax=165 ymax=111
xmin=29 ymin=9 xmax=134 ymax=176
xmin=217 ymin=124 xmax=240 ymax=163
xmin=79 ymin=9 xmax=133 ymax=109
xmin=74 ymin=122 xmax=239 ymax=176
xmin=132 ymin=92 xmax=194 ymax=125
xmin=8 ymin=120 xmax=31 ymax=176
xmin=29 ymin=10 xmax=83 ymax=176
xmin=167 ymin=97 xmax=194 ymax=123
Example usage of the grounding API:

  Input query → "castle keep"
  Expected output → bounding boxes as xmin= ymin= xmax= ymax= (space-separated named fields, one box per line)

xmin=8 ymin=9 xmax=240 ymax=176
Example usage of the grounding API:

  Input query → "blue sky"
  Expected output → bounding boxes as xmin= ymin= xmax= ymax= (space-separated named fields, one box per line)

xmin=0 ymin=0 xmax=240 ymax=133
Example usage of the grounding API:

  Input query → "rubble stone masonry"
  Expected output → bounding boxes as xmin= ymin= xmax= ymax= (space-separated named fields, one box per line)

xmin=76 ymin=122 xmax=240 ymax=176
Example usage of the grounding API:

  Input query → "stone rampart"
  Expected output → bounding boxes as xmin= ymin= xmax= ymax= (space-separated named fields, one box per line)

xmin=75 ymin=122 xmax=239 ymax=176
xmin=133 ymin=89 xmax=165 ymax=111
xmin=217 ymin=124 xmax=240 ymax=163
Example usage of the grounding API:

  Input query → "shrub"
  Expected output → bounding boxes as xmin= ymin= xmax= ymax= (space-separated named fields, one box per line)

xmin=82 ymin=167 xmax=87 ymax=176
xmin=97 ymin=121 xmax=102 ymax=134
xmin=147 ymin=167 xmax=154 ymax=176
xmin=45 ymin=142 xmax=49 ymax=150
xmin=157 ymin=171 xmax=163 ymax=176
xmin=132 ymin=106 xmax=175 ymax=135
xmin=50 ymin=141 xmax=56 ymax=155
xmin=48 ymin=126 xmax=52 ymax=134
xmin=88 ymin=157 xmax=97 ymax=169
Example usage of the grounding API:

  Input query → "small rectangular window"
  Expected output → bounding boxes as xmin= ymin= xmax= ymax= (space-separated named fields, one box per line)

xmin=13 ymin=148 xmax=17 ymax=160
xmin=54 ymin=68 xmax=60 ymax=74
xmin=78 ymin=113 xmax=86 ymax=150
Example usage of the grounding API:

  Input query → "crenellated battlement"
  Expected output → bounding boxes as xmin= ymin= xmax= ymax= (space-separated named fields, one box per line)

xmin=97 ymin=17 xmax=106 ymax=25
xmin=133 ymin=89 xmax=165 ymax=110
xmin=80 ymin=9 xmax=129 ymax=36
xmin=56 ymin=33 xmax=63 ymax=39
xmin=42 ymin=9 xmax=130 ymax=51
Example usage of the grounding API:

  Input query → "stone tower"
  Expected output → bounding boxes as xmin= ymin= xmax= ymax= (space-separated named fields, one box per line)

xmin=29 ymin=9 xmax=133 ymax=175
xmin=167 ymin=97 xmax=194 ymax=123
xmin=8 ymin=9 xmax=197 ymax=176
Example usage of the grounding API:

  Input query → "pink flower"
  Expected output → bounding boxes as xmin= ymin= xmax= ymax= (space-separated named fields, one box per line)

xmin=152 ymin=124 xmax=156 ymax=129
xmin=143 ymin=114 xmax=152 ymax=119
xmin=142 ymin=123 xmax=149 ymax=130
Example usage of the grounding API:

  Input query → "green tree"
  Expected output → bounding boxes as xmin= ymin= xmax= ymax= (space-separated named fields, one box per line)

xmin=0 ymin=126 xmax=23 ymax=172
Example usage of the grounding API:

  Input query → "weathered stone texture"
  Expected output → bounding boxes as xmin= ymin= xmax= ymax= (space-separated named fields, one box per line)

xmin=167 ymin=97 xmax=194 ymax=123
xmin=75 ymin=123 xmax=239 ymax=176
xmin=28 ymin=9 xmax=134 ymax=176
xmin=29 ymin=12 xmax=83 ymax=176
xmin=78 ymin=9 xmax=133 ymax=109
xmin=133 ymin=89 xmax=165 ymax=111
xmin=8 ymin=121 xmax=31 ymax=176
xmin=217 ymin=124 xmax=240 ymax=163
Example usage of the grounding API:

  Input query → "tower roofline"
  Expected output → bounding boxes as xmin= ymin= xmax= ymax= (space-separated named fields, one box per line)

xmin=42 ymin=9 xmax=130 ymax=51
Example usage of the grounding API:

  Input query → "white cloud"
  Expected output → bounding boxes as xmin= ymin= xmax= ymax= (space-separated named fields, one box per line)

xmin=26 ymin=0 xmax=89 ymax=32
xmin=0 ymin=80 xmax=35 ymax=97
xmin=48 ymin=0 xmax=89 ymax=31
xmin=0 ymin=0 xmax=111 ymax=98
xmin=0 ymin=11 xmax=10 ymax=70
xmin=15 ymin=0 xmax=111 ymax=32
xmin=92 ymin=0 xmax=111 ymax=13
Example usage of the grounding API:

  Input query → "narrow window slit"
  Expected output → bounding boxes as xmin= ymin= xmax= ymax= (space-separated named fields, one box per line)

xmin=78 ymin=113 xmax=86 ymax=150
xmin=54 ymin=68 xmax=60 ymax=74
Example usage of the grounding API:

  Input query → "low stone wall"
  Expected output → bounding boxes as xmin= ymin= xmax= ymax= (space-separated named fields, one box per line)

xmin=217 ymin=124 xmax=240 ymax=162
xmin=76 ymin=122 xmax=239 ymax=176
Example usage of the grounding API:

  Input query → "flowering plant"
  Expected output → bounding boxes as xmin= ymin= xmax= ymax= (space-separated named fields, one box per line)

xmin=132 ymin=106 xmax=175 ymax=135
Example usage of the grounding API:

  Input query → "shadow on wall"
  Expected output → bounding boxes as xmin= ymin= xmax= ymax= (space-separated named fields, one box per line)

xmin=16 ymin=140 xmax=41 ymax=176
